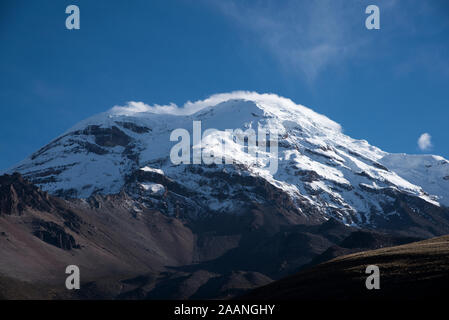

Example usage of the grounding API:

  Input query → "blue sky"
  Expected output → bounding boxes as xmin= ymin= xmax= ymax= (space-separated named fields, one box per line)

xmin=1 ymin=0 xmax=448 ymax=170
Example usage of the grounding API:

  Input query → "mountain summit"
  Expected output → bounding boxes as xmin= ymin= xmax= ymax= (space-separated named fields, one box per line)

xmin=8 ymin=92 xmax=449 ymax=235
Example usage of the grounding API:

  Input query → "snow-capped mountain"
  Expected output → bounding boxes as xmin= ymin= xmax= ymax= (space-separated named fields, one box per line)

xmin=8 ymin=92 xmax=449 ymax=229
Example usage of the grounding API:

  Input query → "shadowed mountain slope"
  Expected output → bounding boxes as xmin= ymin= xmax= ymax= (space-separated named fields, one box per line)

xmin=243 ymin=235 xmax=449 ymax=300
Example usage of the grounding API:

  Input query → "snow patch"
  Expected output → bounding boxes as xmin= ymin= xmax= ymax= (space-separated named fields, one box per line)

xmin=140 ymin=183 xmax=165 ymax=195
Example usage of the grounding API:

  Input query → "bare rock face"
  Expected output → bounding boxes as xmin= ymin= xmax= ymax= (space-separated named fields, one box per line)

xmin=32 ymin=220 xmax=79 ymax=250
xmin=0 ymin=173 xmax=83 ymax=251
xmin=79 ymin=125 xmax=131 ymax=148
xmin=0 ymin=173 xmax=54 ymax=215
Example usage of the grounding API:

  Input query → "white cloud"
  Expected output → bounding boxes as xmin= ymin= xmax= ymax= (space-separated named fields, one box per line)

xmin=110 ymin=91 xmax=289 ymax=116
xmin=418 ymin=133 xmax=432 ymax=151
xmin=109 ymin=91 xmax=342 ymax=132
xmin=111 ymin=101 xmax=181 ymax=115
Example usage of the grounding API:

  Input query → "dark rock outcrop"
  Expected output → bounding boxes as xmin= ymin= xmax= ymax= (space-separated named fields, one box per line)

xmin=0 ymin=173 xmax=54 ymax=215
xmin=32 ymin=220 xmax=79 ymax=250
xmin=115 ymin=121 xmax=152 ymax=134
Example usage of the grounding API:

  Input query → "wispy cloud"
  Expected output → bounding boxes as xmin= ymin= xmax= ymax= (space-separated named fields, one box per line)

xmin=210 ymin=0 xmax=369 ymax=82
xmin=209 ymin=0 xmax=449 ymax=82
xmin=418 ymin=133 xmax=432 ymax=151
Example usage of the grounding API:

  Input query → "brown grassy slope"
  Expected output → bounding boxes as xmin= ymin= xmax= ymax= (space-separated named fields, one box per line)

xmin=242 ymin=235 xmax=449 ymax=300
